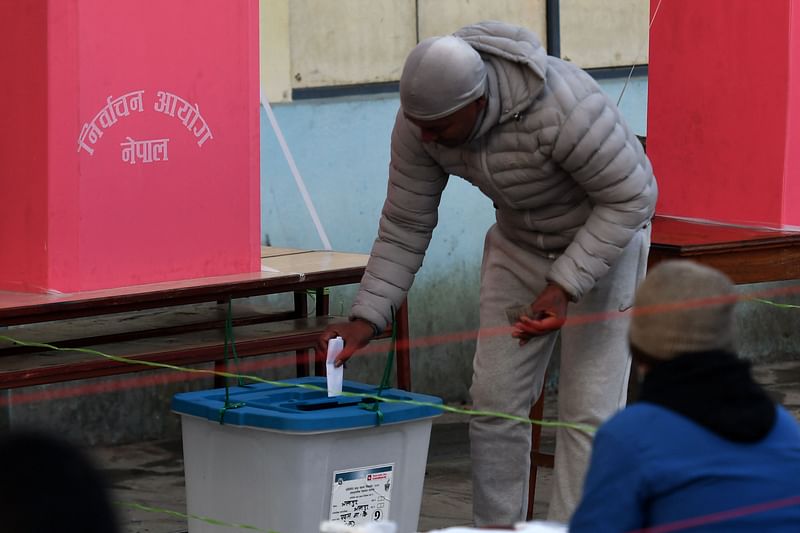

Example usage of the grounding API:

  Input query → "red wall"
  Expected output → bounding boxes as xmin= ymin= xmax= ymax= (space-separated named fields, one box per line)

xmin=784 ymin=3 xmax=800 ymax=224
xmin=648 ymin=0 xmax=799 ymax=227
xmin=0 ymin=0 xmax=261 ymax=293
xmin=0 ymin=2 xmax=49 ymax=291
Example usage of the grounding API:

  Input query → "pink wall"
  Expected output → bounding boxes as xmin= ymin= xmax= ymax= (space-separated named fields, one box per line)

xmin=648 ymin=0 xmax=800 ymax=227
xmin=1 ymin=0 xmax=260 ymax=293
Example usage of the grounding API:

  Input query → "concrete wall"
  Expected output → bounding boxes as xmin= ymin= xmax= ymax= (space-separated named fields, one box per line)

xmin=560 ymin=0 xmax=649 ymax=67
xmin=418 ymin=0 xmax=547 ymax=43
xmin=260 ymin=0 xmax=648 ymax=102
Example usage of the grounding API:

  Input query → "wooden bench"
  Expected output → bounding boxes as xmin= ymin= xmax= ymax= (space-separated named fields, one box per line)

xmin=0 ymin=248 xmax=412 ymax=396
xmin=0 ymin=301 xmax=401 ymax=390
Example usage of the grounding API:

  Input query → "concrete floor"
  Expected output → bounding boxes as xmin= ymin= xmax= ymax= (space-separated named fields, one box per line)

xmin=93 ymin=360 xmax=800 ymax=533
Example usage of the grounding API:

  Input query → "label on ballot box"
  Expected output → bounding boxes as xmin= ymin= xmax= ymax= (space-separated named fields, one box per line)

xmin=330 ymin=464 xmax=394 ymax=526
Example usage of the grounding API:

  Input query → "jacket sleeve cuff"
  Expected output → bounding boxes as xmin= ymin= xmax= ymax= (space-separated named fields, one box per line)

xmin=350 ymin=316 xmax=382 ymax=337
xmin=349 ymin=304 xmax=389 ymax=333
xmin=545 ymin=272 xmax=581 ymax=302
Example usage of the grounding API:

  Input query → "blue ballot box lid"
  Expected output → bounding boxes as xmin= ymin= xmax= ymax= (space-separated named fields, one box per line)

xmin=171 ymin=377 xmax=443 ymax=432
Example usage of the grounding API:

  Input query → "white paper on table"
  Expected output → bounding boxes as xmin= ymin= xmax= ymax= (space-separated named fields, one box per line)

xmin=424 ymin=521 xmax=566 ymax=533
xmin=320 ymin=520 xmax=397 ymax=533
xmin=326 ymin=336 xmax=344 ymax=397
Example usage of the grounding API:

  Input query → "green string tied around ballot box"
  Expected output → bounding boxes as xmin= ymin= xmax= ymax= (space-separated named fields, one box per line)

xmin=213 ymin=297 xmax=398 ymax=426
xmin=219 ymin=298 xmax=246 ymax=424
xmin=357 ymin=307 xmax=398 ymax=426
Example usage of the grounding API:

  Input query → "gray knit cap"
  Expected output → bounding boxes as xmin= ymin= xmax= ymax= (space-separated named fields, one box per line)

xmin=399 ymin=35 xmax=487 ymax=120
xmin=629 ymin=260 xmax=737 ymax=360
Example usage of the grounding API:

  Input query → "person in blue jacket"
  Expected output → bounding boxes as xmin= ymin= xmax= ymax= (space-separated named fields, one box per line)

xmin=570 ymin=260 xmax=800 ymax=532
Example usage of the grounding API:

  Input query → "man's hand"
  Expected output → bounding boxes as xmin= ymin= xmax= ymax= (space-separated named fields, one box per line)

xmin=512 ymin=283 xmax=570 ymax=346
xmin=317 ymin=319 xmax=377 ymax=367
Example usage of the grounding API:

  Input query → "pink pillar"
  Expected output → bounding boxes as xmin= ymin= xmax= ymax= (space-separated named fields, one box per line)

xmin=0 ymin=0 xmax=261 ymax=293
xmin=648 ymin=0 xmax=800 ymax=227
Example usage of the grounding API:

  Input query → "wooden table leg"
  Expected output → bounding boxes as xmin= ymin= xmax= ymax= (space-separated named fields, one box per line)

xmin=214 ymin=295 xmax=233 ymax=388
xmin=527 ymin=379 xmax=548 ymax=519
xmin=316 ymin=287 xmax=329 ymax=315
xmin=293 ymin=291 xmax=311 ymax=377
xmin=214 ymin=359 xmax=226 ymax=388
xmin=314 ymin=288 xmax=329 ymax=377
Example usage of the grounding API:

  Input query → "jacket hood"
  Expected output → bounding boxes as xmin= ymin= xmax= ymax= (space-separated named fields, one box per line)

xmin=454 ymin=21 xmax=549 ymax=124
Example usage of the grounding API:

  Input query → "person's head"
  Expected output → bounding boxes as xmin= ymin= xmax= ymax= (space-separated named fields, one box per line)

xmin=629 ymin=260 xmax=737 ymax=375
xmin=399 ymin=35 xmax=487 ymax=147
xmin=0 ymin=431 xmax=119 ymax=533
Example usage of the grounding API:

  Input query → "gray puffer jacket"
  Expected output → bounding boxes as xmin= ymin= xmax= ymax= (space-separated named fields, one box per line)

xmin=352 ymin=21 xmax=657 ymax=330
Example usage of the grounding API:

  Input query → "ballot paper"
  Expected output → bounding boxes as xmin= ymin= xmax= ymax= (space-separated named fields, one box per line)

xmin=326 ymin=336 xmax=344 ymax=397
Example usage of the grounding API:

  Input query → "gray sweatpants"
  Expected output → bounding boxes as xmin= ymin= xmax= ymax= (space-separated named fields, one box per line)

xmin=469 ymin=223 xmax=650 ymax=526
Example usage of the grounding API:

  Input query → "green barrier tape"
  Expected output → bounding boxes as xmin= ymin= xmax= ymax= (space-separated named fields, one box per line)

xmin=116 ymin=501 xmax=275 ymax=532
xmin=0 ymin=335 xmax=595 ymax=435
xmin=753 ymin=298 xmax=800 ymax=310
